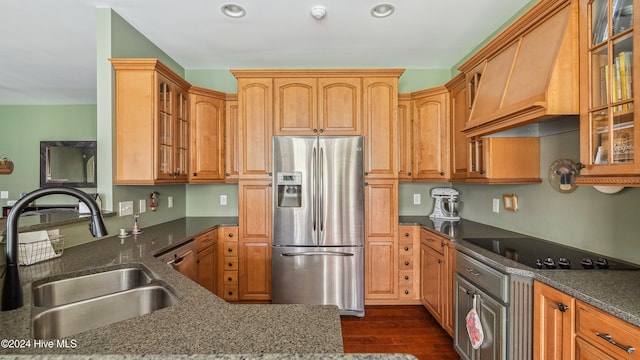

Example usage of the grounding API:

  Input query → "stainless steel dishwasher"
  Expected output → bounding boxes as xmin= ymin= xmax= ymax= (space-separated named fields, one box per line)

xmin=156 ymin=240 xmax=196 ymax=281
xmin=454 ymin=250 xmax=533 ymax=360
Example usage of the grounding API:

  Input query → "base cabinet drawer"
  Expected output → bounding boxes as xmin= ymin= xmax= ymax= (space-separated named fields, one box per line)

xmin=576 ymin=301 xmax=640 ymax=359
xmin=223 ymin=285 xmax=239 ymax=301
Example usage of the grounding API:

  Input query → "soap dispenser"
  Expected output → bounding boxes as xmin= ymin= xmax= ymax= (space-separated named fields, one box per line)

xmin=132 ymin=215 xmax=141 ymax=234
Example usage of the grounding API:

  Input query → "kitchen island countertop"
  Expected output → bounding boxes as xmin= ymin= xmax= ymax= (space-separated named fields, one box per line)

xmin=0 ymin=217 xmax=357 ymax=357
xmin=400 ymin=216 xmax=640 ymax=328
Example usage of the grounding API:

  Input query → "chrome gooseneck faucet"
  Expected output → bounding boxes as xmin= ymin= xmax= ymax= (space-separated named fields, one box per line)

xmin=2 ymin=187 xmax=108 ymax=311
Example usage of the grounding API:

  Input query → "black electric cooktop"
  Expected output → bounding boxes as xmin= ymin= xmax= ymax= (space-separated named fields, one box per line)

xmin=462 ymin=237 xmax=640 ymax=270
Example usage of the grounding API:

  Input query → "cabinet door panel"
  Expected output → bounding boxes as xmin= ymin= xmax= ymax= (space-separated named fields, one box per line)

xmin=190 ymin=92 xmax=225 ymax=181
xmin=318 ymin=78 xmax=362 ymax=135
xmin=364 ymin=78 xmax=398 ymax=178
xmin=365 ymin=239 xmax=397 ymax=299
xmin=413 ymin=91 xmax=449 ymax=180
xmin=239 ymin=240 xmax=271 ymax=300
xmin=274 ymin=78 xmax=317 ymax=135
xmin=421 ymin=244 xmax=443 ymax=323
xmin=533 ymin=281 xmax=575 ymax=360
xmin=238 ymin=78 xmax=272 ymax=177
xmin=225 ymin=98 xmax=239 ymax=181
xmin=196 ymin=245 xmax=217 ymax=293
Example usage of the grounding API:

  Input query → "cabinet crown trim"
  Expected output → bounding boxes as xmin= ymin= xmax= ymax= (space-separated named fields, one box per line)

xmin=109 ymin=58 xmax=191 ymax=90
xmin=231 ymin=69 xmax=405 ymax=78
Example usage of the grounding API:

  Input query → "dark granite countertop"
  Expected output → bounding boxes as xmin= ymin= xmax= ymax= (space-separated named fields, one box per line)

xmin=0 ymin=217 xmax=356 ymax=356
xmin=400 ymin=215 xmax=640 ymax=328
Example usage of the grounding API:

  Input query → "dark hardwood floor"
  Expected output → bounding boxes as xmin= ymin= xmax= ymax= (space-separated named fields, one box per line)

xmin=341 ymin=305 xmax=460 ymax=360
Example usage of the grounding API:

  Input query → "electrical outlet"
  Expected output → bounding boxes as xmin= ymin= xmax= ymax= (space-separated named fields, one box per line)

xmin=139 ymin=199 xmax=146 ymax=213
xmin=0 ymin=191 xmax=8 ymax=199
xmin=220 ymin=195 xmax=227 ymax=206
xmin=119 ymin=201 xmax=134 ymax=216
xmin=413 ymin=194 xmax=421 ymax=205
xmin=492 ymin=198 xmax=500 ymax=213
xmin=7 ymin=200 xmax=16 ymax=206
xmin=168 ymin=196 xmax=174 ymax=208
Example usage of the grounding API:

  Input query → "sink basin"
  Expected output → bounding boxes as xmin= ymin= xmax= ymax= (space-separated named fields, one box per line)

xmin=32 ymin=284 xmax=178 ymax=339
xmin=32 ymin=266 xmax=155 ymax=307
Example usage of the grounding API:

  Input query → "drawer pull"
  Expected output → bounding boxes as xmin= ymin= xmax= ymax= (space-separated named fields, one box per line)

xmin=228 ymin=233 xmax=234 ymax=238
xmin=227 ymin=248 xmax=233 ymax=252
xmin=404 ymin=261 xmax=410 ymax=266
xmin=404 ymin=290 xmax=409 ymax=295
xmin=596 ymin=332 xmax=635 ymax=354
xmin=404 ymin=246 xmax=410 ymax=251
xmin=465 ymin=267 xmax=481 ymax=276
xmin=557 ymin=302 xmax=569 ymax=312
xmin=404 ymin=232 xmax=410 ymax=237
xmin=404 ymin=275 xmax=409 ymax=280
xmin=425 ymin=238 xmax=434 ymax=243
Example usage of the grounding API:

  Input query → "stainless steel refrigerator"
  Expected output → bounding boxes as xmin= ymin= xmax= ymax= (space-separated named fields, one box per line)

xmin=272 ymin=135 xmax=364 ymax=317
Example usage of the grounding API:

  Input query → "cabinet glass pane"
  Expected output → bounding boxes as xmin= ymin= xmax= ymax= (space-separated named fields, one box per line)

xmin=591 ymin=45 xmax=609 ymax=107
xmin=592 ymin=110 xmax=609 ymax=164
xmin=613 ymin=0 xmax=633 ymax=35
xmin=592 ymin=0 xmax=609 ymax=44
xmin=612 ymin=34 xmax=633 ymax=104
xmin=612 ymin=104 xmax=634 ymax=163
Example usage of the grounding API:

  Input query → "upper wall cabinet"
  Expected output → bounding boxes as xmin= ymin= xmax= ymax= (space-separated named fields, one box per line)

xmin=577 ymin=0 xmax=640 ymax=186
xmin=445 ymin=74 xmax=469 ymax=181
xmin=412 ymin=87 xmax=450 ymax=181
xmin=189 ymin=86 xmax=226 ymax=183
xmin=111 ymin=58 xmax=192 ymax=185
xmin=460 ymin=0 xmax=579 ymax=137
xmin=364 ymin=77 xmax=399 ymax=178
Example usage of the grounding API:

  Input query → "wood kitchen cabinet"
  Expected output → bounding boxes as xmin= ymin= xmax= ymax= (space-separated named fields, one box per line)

xmin=446 ymin=74 xmax=470 ymax=181
xmin=238 ymin=180 xmax=272 ymax=301
xmin=234 ymin=76 xmax=273 ymax=179
xmin=398 ymin=93 xmax=413 ymax=181
xmin=364 ymin=179 xmax=399 ymax=302
xmin=397 ymin=225 xmax=421 ymax=304
xmin=111 ymin=58 xmax=191 ymax=184
xmin=217 ymin=226 xmax=239 ymax=301
xmin=533 ymin=280 xmax=575 ymax=360
xmin=420 ymin=228 xmax=455 ymax=337
xmin=273 ymin=77 xmax=318 ymax=135
xmin=412 ymin=87 xmax=450 ymax=181
xmin=363 ymin=77 xmax=399 ymax=179
xmin=195 ymin=229 xmax=218 ymax=293
xmin=466 ymin=137 xmax=541 ymax=184
xmin=577 ymin=0 xmax=640 ymax=186
xmin=225 ymin=94 xmax=239 ymax=182
xmin=189 ymin=86 xmax=226 ymax=183
xmin=534 ymin=280 xmax=640 ymax=360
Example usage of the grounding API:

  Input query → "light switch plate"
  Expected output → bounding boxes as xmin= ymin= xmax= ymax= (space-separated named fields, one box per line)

xmin=413 ymin=194 xmax=421 ymax=205
xmin=139 ymin=199 xmax=146 ymax=213
xmin=220 ymin=195 xmax=227 ymax=206
xmin=168 ymin=196 xmax=174 ymax=208
xmin=492 ymin=198 xmax=500 ymax=213
xmin=119 ymin=201 xmax=134 ymax=216
xmin=0 ymin=191 xmax=8 ymax=199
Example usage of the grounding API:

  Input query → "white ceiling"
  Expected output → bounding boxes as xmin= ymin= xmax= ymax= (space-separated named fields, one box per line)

xmin=0 ymin=0 xmax=532 ymax=105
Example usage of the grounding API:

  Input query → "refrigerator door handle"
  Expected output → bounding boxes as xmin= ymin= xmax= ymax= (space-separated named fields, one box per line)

xmin=312 ymin=146 xmax=317 ymax=232
xmin=281 ymin=251 xmax=354 ymax=257
xmin=319 ymin=146 xmax=324 ymax=233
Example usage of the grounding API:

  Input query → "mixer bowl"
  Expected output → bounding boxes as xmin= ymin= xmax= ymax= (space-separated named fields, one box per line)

xmin=442 ymin=198 xmax=460 ymax=218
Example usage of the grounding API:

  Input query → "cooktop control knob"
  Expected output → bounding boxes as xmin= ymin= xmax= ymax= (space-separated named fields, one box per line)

xmin=535 ymin=259 xmax=544 ymax=269
xmin=543 ymin=257 xmax=557 ymax=269
xmin=580 ymin=258 xmax=595 ymax=269
xmin=595 ymin=257 xmax=609 ymax=269
xmin=558 ymin=257 xmax=571 ymax=269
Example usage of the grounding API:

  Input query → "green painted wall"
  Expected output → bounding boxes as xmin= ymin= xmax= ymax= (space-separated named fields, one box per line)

xmin=186 ymin=70 xmax=238 ymax=93
xmin=0 ymin=105 xmax=97 ymax=206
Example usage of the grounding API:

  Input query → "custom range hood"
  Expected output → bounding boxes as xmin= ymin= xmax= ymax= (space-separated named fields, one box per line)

xmin=461 ymin=0 xmax=579 ymax=138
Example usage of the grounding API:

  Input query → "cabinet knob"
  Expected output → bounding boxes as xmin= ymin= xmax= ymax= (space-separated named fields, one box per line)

xmin=404 ymin=246 xmax=410 ymax=251
xmin=268 ymin=172 xmax=273 ymax=176
xmin=193 ymin=172 xmax=197 ymax=176
xmin=437 ymin=259 xmax=442 ymax=264
xmin=557 ymin=303 xmax=569 ymax=312
xmin=313 ymin=129 xmax=318 ymax=133
xmin=404 ymin=261 xmax=410 ymax=266
xmin=576 ymin=162 xmax=586 ymax=170
xmin=480 ymin=170 xmax=485 ymax=174
xmin=225 ymin=173 xmax=231 ymax=177
xmin=228 ymin=262 xmax=233 ymax=267
xmin=404 ymin=290 xmax=410 ymax=295
xmin=404 ymin=232 xmax=410 ymax=237
xmin=228 ymin=233 xmax=234 ymax=238
xmin=404 ymin=275 xmax=409 ymax=280
xmin=440 ymin=171 xmax=445 ymax=176
xmin=319 ymin=129 xmax=324 ymax=133
xmin=407 ymin=172 xmax=412 ymax=176
xmin=227 ymin=248 xmax=233 ymax=253
xmin=228 ymin=277 xmax=233 ymax=281
xmin=228 ymin=291 xmax=234 ymax=296
xmin=364 ymin=171 xmax=369 ymax=176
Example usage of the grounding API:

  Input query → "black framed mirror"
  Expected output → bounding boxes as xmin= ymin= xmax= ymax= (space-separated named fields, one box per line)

xmin=40 ymin=141 xmax=97 ymax=188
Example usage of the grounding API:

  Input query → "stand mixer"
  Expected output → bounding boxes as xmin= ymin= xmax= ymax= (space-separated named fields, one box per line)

xmin=428 ymin=188 xmax=460 ymax=221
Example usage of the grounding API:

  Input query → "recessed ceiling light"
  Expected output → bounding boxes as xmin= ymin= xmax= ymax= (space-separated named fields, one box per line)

xmin=371 ymin=3 xmax=394 ymax=18
xmin=221 ymin=4 xmax=246 ymax=18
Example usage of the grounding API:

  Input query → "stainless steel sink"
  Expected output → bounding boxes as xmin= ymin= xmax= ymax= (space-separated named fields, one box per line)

xmin=32 ymin=267 xmax=156 ymax=307
xmin=32 ymin=284 xmax=178 ymax=339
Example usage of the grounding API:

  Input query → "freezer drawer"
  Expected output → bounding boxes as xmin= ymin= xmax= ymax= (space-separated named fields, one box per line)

xmin=272 ymin=246 xmax=364 ymax=317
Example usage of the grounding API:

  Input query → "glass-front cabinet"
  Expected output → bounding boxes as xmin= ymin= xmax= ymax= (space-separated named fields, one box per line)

xmin=579 ymin=0 xmax=640 ymax=184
